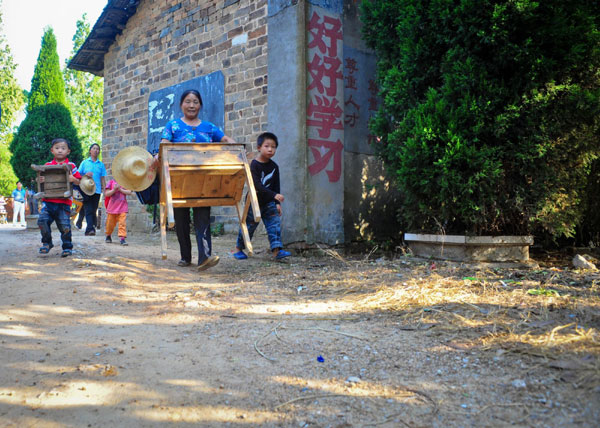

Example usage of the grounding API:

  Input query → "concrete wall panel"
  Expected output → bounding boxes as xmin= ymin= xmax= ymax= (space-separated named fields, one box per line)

xmin=267 ymin=0 xmax=307 ymax=244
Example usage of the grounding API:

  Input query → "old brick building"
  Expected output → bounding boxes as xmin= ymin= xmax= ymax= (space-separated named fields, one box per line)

xmin=69 ymin=0 xmax=399 ymax=246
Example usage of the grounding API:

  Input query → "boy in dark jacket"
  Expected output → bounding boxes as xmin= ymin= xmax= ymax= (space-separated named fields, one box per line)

xmin=233 ymin=132 xmax=291 ymax=260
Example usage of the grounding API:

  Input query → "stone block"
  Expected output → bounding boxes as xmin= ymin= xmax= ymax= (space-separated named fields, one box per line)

xmin=404 ymin=233 xmax=534 ymax=262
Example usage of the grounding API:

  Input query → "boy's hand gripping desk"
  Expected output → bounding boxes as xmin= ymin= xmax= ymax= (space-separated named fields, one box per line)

xmin=31 ymin=164 xmax=73 ymax=199
xmin=158 ymin=143 xmax=261 ymax=259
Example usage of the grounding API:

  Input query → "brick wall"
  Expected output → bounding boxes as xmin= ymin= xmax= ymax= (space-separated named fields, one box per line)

xmin=101 ymin=0 xmax=269 ymax=230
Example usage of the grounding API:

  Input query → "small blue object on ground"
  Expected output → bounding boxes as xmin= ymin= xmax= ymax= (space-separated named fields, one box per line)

xmin=233 ymin=251 xmax=248 ymax=260
xmin=317 ymin=355 xmax=325 ymax=363
xmin=275 ymin=250 xmax=291 ymax=260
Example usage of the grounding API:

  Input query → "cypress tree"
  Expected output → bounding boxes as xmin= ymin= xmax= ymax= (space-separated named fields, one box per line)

xmin=10 ymin=27 xmax=82 ymax=183
xmin=28 ymin=27 xmax=67 ymax=112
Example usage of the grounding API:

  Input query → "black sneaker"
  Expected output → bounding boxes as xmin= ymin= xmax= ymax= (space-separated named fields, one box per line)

xmin=120 ymin=238 xmax=128 ymax=246
xmin=85 ymin=230 xmax=96 ymax=236
xmin=105 ymin=236 xmax=112 ymax=243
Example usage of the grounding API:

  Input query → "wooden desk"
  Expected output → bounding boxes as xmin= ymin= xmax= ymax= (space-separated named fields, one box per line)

xmin=158 ymin=143 xmax=260 ymax=259
xmin=31 ymin=164 xmax=73 ymax=199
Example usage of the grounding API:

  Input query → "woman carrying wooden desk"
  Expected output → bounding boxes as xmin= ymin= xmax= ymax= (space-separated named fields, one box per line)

xmin=159 ymin=89 xmax=237 ymax=271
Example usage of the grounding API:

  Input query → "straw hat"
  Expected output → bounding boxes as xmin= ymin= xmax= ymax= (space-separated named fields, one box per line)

xmin=112 ymin=146 xmax=156 ymax=191
xmin=79 ymin=175 xmax=96 ymax=196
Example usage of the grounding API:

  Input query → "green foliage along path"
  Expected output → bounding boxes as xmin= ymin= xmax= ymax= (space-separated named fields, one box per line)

xmin=64 ymin=14 xmax=103 ymax=150
xmin=361 ymin=0 xmax=600 ymax=239
xmin=0 ymin=0 xmax=25 ymax=195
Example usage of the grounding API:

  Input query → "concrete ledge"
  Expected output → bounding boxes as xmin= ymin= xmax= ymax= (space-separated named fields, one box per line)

xmin=26 ymin=215 xmax=39 ymax=230
xmin=404 ymin=233 xmax=533 ymax=262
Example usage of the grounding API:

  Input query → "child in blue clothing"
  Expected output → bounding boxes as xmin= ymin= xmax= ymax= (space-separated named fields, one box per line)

xmin=37 ymin=138 xmax=82 ymax=257
xmin=233 ymin=132 xmax=291 ymax=260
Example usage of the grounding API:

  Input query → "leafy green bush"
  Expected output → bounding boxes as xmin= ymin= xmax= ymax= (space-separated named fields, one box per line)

xmin=0 ymin=138 xmax=19 ymax=195
xmin=211 ymin=222 xmax=225 ymax=236
xmin=10 ymin=103 xmax=82 ymax=183
xmin=580 ymin=159 xmax=600 ymax=246
xmin=361 ymin=0 xmax=600 ymax=237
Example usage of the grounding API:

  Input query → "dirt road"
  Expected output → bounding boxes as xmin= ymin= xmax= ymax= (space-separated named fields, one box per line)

xmin=0 ymin=224 xmax=598 ymax=427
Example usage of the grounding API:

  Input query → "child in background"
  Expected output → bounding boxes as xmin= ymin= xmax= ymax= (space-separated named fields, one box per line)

xmin=37 ymin=138 xmax=82 ymax=257
xmin=104 ymin=179 xmax=132 ymax=245
xmin=233 ymin=132 xmax=291 ymax=260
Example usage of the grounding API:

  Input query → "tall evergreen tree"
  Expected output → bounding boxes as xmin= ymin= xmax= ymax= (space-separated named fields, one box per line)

xmin=64 ymin=14 xmax=103 ymax=149
xmin=28 ymin=27 xmax=67 ymax=113
xmin=10 ymin=26 xmax=82 ymax=183
xmin=0 ymin=0 xmax=25 ymax=194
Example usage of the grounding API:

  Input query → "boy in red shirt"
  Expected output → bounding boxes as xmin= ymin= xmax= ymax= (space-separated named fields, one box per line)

xmin=37 ymin=138 xmax=82 ymax=257
xmin=104 ymin=179 xmax=132 ymax=245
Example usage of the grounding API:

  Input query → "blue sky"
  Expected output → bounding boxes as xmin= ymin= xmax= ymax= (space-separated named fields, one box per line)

xmin=3 ymin=0 xmax=107 ymax=91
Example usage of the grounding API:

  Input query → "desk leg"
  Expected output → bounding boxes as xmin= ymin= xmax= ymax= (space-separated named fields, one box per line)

xmin=236 ymin=197 xmax=253 ymax=256
xmin=162 ymin=157 xmax=175 ymax=228
xmin=241 ymin=151 xmax=261 ymax=222
xmin=160 ymin=203 xmax=167 ymax=260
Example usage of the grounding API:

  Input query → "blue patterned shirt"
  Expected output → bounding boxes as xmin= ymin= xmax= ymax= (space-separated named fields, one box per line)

xmin=11 ymin=188 xmax=26 ymax=202
xmin=161 ymin=118 xmax=225 ymax=143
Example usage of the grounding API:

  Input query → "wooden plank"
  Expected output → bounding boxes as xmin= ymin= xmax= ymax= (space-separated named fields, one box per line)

xmin=172 ymin=198 xmax=236 ymax=207
xmin=167 ymin=151 xmax=244 ymax=166
xmin=201 ymin=174 xmax=222 ymax=198
xmin=231 ymin=172 xmax=246 ymax=202
xmin=44 ymin=182 xmax=69 ymax=190
xmin=167 ymin=165 xmax=244 ymax=173
xmin=241 ymin=150 xmax=261 ymax=222
xmin=241 ymin=192 xmax=254 ymax=255
xmin=236 ymin=199 xmax=253 ymax=256
xmin=162 ymin=153 xmax=175 ymax=227
xmin=44 ymin=175 xmax=70 ymax=183
xmin=31 ymin=164 xmax=71 ymax=173
xmin=242 ymin=191 xmax=251 ymax=223
xmin=160 ymin=204 xmax=167 ymax=259
xmin=219 ymin=174 xmax=242 ymax=201
xmin=171 ymin=172 xmax=206 ymax=199
xmin=162 ymin=142 xmax=246 ymax=152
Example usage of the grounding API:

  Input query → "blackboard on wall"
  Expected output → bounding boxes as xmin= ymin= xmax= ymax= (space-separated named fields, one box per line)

xmin=147 ymin=72 xmax=225 ymax=153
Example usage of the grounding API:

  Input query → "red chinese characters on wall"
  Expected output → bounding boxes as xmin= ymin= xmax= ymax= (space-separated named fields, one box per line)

xmin=307 ymin=11 xmax=343 ymax=183
xmin=344 ymin=58 xmax=359 ymax=128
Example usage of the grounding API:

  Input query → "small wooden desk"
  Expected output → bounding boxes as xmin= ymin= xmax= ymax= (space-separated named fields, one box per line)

xmin=158 ymin=143 xmax=261 ymax=259
xmin=31 ymin=164 xmax=73 ymax=199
